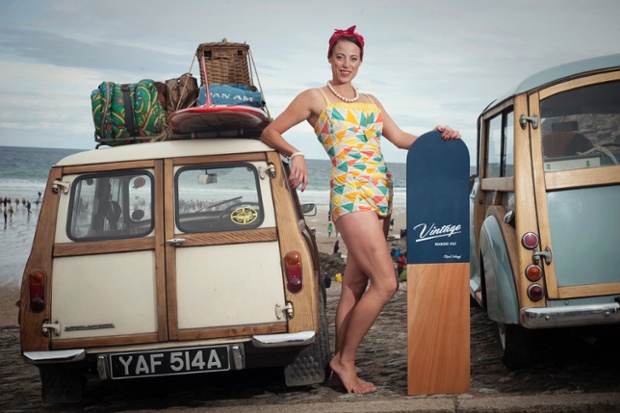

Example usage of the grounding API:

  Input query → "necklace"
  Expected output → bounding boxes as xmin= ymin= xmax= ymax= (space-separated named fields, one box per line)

xmin=327 ymin=81 xmax=359 ymax=103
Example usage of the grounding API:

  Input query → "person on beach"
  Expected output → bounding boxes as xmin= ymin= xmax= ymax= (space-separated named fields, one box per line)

xmin=397 ymin=253 xmax=406 ymax=276
xmin=260 ymin=25 xmax=460 ymax=394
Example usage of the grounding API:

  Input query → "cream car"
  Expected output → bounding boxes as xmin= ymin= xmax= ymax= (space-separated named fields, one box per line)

xmin=19 ymin=138 xmax=328 ymax=403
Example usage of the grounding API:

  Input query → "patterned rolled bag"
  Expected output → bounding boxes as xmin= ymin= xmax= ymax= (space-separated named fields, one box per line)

xmin=91 ymin=79 xmax=167 ymax=145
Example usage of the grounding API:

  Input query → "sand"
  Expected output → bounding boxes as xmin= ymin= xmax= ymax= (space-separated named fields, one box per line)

xmin=0 ymin=204 xmax=407 ymax=327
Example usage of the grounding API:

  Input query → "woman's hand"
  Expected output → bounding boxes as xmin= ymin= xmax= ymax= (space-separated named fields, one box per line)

xmin=434 ymin=125 xmax=461 ymax=140
xmin=288 ymin=156 xmax=308 ymax=192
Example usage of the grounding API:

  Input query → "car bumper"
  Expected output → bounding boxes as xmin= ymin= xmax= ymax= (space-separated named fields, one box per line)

xmin=23 ymin=331 xmax=316 ymax=380
xmin=23 ymin=349 xmax=86 ymax=364
xmin=520 ymin=302 xmax=620 ymax=328
xmin=252 ymin=331 xmax=315 ymax=348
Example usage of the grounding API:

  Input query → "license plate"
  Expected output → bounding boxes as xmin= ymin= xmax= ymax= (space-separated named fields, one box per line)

xmin=109 ymin=345 xmax=230 ymax=379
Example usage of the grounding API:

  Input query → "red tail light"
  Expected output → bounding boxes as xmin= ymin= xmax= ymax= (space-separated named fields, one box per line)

xmin=525 ymin=264 xmax=542 ymax=281
xmin=521 ymin=232 xmax=539 ymax=249
xmin=284 ymin=251 xmax=303 ymax=293
xmin=28 ymin=269 xmax=46 ymax=312
xmin=527 ymin=284 xmax=544 ymax=301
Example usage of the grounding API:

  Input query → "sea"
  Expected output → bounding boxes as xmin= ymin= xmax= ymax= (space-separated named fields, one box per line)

xmin=0 ymin=145 xmax=408 ymax=287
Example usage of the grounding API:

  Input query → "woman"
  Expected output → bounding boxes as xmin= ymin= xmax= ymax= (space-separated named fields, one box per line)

xmin=261 ymin=25 xmax=460 ymax=394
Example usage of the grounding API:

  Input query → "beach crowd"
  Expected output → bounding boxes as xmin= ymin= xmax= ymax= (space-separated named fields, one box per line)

xmin=2 ymin=193 xmax=40 ymax=228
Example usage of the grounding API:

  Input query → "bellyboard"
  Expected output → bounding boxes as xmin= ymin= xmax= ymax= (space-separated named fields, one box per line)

xmin=406 ymin=130 xmax=470 ymax=395
xmin=168 ymin=105 xmax=270 ymax=135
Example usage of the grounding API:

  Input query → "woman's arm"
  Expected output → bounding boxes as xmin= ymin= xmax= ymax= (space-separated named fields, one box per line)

xmin=261 ymin=89 xmax=321 ymax=191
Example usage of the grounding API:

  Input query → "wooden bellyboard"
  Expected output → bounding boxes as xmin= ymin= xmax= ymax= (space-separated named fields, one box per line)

xmin=406 ymin=130 xmax=470 ymax=395
xmin=168 ymin=105 xmax=270 ymax=135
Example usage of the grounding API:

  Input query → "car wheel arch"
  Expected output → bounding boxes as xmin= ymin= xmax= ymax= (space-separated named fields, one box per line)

xmin=479 ymin=210 xmax=520 ymax=325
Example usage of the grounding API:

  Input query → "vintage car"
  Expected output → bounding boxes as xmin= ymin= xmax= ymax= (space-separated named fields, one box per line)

xmin=19 ymin=137 xmax=329 ymax=403
xmin=469 ymin=54 xmax=620 ymax=368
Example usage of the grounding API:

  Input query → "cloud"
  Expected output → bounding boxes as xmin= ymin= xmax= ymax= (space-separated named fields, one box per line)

xmin=0 ymin=0 xmax=619 ymax=165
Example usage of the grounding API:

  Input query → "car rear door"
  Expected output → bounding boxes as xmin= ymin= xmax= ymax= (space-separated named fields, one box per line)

xmin=528 ymin=73 xmax=620 ymax=300
xmin=163 ymin=152 xmax=288 ymax=341
xmin=49 ymin=161 xmax=168 ymax=348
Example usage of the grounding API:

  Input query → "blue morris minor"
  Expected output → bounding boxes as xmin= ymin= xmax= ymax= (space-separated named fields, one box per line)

xmin=469 ymin=54 xmax=620 ymax=368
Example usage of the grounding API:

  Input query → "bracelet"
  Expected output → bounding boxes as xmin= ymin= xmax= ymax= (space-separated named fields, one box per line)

xmin=289 ymin=151 xmax=305 ymax=160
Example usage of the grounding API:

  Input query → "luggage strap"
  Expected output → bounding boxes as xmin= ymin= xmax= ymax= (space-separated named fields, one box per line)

xmin=121 ymin=84 xmax=139 ymax=137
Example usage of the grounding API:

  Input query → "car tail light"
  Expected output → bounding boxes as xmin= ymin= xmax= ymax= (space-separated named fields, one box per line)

xmin=525 ymin=264 xmax=542 ymax=281
xmin=284 ymin=251 xmax=303 ymax=293
xmin=28 ymin=269 xmax=46 ymax=312
xmin=521 ymin=232 xmax=539 ymax=249
xmin=527 ymin=284 xmax=544 ymax=301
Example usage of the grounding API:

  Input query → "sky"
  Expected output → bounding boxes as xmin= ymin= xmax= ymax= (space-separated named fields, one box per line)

xmin=0 ymin=0 xmax=619 ymax=164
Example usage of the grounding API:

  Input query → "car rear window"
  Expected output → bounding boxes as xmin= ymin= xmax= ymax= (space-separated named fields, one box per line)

xmin=175 ymin=163 xmax=264 ymax=233
xmin=67 ymin=171 xmax=154 ymax=241
xmin=540 ymin=80 xmax=620 ymax=171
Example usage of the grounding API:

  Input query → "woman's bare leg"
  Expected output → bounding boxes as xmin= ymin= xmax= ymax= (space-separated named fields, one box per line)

xmin=334 ymin=255 xmax=366 ymax=356
xmin=330 ymin=212 xmax=397 ymax=394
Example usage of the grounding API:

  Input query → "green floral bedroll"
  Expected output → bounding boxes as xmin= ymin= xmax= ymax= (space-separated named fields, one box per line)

xmin=91 ymin=79 xmax=166 ymax=146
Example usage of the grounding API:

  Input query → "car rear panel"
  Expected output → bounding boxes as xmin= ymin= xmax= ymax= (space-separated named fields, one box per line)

xmin=546 ymin=185 xmax=620 ymax=287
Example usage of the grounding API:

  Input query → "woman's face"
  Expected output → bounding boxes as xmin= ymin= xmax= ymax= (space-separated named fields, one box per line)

xmin=328 ymin=40 xmax=362 ymax=84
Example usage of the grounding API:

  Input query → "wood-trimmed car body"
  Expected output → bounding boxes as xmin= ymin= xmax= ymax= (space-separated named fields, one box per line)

xmin=19 ymin=138 xmax=329 ymax=402
xmin=470 ymin=54 xmax=620 ymax=368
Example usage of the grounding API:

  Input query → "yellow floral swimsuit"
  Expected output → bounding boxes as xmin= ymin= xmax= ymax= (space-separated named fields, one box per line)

xmin=314 ymin=89 xmax=393 ymax=222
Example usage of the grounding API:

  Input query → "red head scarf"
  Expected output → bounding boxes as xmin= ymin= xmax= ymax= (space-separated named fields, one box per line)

xmin=327 ymin=25 xmax=365 ymax=60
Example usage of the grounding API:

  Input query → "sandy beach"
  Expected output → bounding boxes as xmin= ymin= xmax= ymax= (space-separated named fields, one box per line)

xmin=0 ymin=204 xmax=407 ymax=327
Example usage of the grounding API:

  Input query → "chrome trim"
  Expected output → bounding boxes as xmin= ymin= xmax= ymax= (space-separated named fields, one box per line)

xmin=521 ymin=302 xmax=620 ymax=328
xmin=231 ymin=344 xmax=245 ymax=370
xmin=252 ymin=331 xmax=315 ymax=348
xmin=165 ymin=237 xmax=185 ymax=246
xmin=97 ymin=355 xmax=109 ymax=380
xmin=23 ymin=349 xmax=86 ymax=364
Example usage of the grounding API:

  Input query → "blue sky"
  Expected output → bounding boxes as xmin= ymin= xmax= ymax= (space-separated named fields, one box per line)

xmin=1 ymin=0 xmax=619 ymax=163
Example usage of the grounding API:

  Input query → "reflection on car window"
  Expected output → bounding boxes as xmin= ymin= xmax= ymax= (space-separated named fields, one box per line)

xmin=68 ymin=172 xmax=154 ymax=240
xmin=540 ymin=80 xmax=620 ymax=171
xmin=176 ymin=164 xmax=263 ymax=233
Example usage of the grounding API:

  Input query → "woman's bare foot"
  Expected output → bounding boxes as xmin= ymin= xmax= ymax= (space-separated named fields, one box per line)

xmin=329 ymin=355 xmax=377 ymax=394
xmin=330 ymin=372 xmax=376 ymax=393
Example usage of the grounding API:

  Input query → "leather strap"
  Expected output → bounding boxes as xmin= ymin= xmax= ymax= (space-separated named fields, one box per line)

xmin=121 ymin=84 xmax=139 ymax=137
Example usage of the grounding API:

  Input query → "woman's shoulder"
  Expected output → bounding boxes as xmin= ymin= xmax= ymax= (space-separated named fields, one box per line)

xmin=297 ymin=87 xmax=327 ymax=100
xmin=292 ymin=87 xmax=328 ymax=116
xmin=362 ymin=92 xmax=381 ymax=104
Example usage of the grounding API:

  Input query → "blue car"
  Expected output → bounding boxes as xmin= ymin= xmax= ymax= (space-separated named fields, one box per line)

xmin=469 ymin=54 xmax=620 ymax=369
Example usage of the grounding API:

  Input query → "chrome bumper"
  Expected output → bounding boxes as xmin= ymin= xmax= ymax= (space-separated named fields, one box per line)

xmin=252 ymin=331 xmax=315 ymax=348
xmin=23 ymin=349 xmax=86 ymax=364
xmin=520 ymin=302 xmax=620 ymax=328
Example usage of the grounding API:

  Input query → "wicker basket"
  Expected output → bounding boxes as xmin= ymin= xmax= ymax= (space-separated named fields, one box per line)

xmin=196 ymin=41 xmax=251 ymax=86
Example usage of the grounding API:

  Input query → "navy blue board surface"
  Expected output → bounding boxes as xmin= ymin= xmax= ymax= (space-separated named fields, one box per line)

xmin=406 ymin=130 xmax=470 ymax=264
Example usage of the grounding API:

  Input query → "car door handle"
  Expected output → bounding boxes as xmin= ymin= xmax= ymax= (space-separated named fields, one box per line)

xmin=165 ymin=238 xmax=186 ymax=247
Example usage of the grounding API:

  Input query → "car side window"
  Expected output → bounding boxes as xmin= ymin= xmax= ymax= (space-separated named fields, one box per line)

xmin=67 ymin=172 xmax=154 ymax=240
xmin=485 ymin=110 xmax=514 ymax=178
xmin=483 ymin=110 xmax=515 ymax=211
xmin=503 ymin=113 xmax=514 ymax=177
xmin=487 ymin=115 xmax=502 ymax=178
xmin=175 ymin=164 xmax=264 ymax=233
